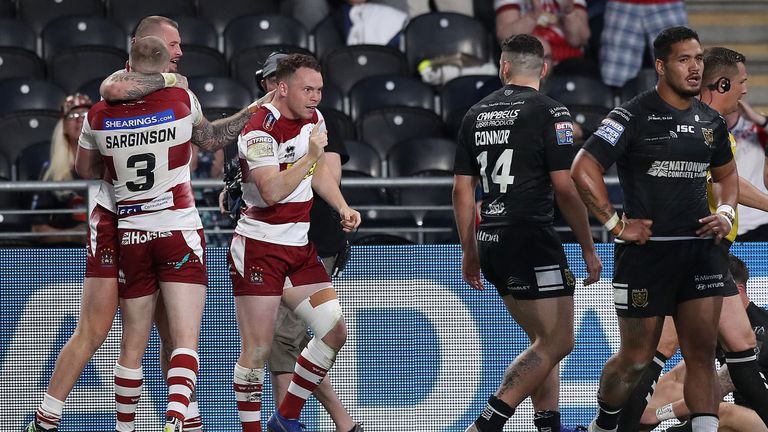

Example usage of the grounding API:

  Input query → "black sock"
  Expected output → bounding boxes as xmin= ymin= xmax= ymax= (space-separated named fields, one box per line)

xmin=595 ymin=398 xmax=623 ymax=430
xmin=474 ymin=395 xmax=514 ymax=432
xmin=533 ymin=410 xmax=560 ymax=432
xmin=617 ymin=351 xmax=668 ymax=432
xmin=726 ymin=348 xmax=768 ymax=426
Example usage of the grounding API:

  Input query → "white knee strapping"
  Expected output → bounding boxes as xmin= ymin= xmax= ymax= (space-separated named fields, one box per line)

xmin=304 ymin=337 xmax=337 ymax=369
xmin=293 ymin=292 xmax=342 ymax=340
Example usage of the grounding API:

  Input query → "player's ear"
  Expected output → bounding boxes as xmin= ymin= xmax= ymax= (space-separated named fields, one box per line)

xmin=278 ymin=81 xmax=288 ymax=97
xmin=655 ymin=58 xmax=665 ymax=77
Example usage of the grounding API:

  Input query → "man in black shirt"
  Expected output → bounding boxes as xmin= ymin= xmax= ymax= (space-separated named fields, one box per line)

xmin=454 ymin=34 xmax=601 ymax=432
xmin=571 ymin=26 xmax=739 ymax=432
xmin=636 ymin=254 xmax=768 ymax=432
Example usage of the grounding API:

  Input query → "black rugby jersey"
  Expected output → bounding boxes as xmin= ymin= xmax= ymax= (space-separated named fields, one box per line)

xmin=454 ymin=84 xmax=576 ymax=227
xmin=746 ymin=302 xmax=768 ymax=371
xmin=583 ymin=89 xmax=732 ymax=238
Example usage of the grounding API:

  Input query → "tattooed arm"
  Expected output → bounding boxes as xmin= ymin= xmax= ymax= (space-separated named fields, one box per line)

xmin=190 ymin=90 xmax=275 ymax=152
xmin=571 ymin=149 xmax=652 ymax=243
xmin=99 ymin=71 xmax=187 ymax=102
xmin=191 ymin=109 xmax=252 ymax=152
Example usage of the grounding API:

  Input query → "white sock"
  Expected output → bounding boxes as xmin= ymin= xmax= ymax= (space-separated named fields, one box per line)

xmin=36 ymin=393 xmax=65 ymax=430
xmin=691 ymin=414 xmax=718 ymax=432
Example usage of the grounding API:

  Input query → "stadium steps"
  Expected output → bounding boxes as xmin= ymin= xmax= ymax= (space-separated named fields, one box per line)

xmin=687 ymin=1 xmax=768 ymax=110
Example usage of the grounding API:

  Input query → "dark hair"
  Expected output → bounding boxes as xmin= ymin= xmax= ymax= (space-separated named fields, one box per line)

xmin=653 ymin=26 xmax=700 ymax=61
xmin=275 ymin=53 xmax=320 ymax=82
xmin=729 ymin=254 xmax=749 ymax=286
xmin=501 ymin=34 xmax=544 ymax=58
xmin=702 ymin=47 xmax=746 ymax=86
xmin=133 ymin=15 xmax=178 ymax=38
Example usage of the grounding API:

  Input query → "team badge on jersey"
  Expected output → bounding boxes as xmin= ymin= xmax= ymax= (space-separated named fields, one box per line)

xmin=263 ymin=112 xmax=276 ymax=131
xmin=701 ymin=128 xmax=714 ymax=148
xmin=594 ymin=118 xmax=625 ymax=146
xmin=246 ymin=136 xmax=275 ymax=160
xmin=100 ymin=248 xmax=115 ymax=266
xmin=248 ymin=266 xmax=264 ymax=284
xmin=631 ymin=288 xmax=649 ymax=308
xmin=555 ymin=122 xmax=574 ymax=145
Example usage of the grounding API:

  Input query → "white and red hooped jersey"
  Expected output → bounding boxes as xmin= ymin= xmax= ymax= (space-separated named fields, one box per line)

xmin=235 ymin=103 xmax=326 ymax=246
xmin=79 ymin=87 xmax=204 ymax=231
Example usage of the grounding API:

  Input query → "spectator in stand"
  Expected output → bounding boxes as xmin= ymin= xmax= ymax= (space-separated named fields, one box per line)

xmin=599 ymin=0 xmax=687 ymax=89
xmin=494 ymin=0 xmax=590 ymax=65
xmin=30 ymin=93 xmax=93 ymax=246
xmin=732 ymin=100 xmax=768 ymax=241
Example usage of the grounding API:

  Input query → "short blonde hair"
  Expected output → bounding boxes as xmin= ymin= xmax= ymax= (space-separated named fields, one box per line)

xmin=129 ymin=35 xmax=170 ymax=73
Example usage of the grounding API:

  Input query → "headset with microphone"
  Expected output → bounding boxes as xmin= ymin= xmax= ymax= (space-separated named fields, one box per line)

xmin=706 ymin=76 xmax=731 ymax=93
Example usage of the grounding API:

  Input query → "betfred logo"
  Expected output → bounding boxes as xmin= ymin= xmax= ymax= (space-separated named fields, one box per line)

xmin=121 ymin=231 xmax=172 ymax=245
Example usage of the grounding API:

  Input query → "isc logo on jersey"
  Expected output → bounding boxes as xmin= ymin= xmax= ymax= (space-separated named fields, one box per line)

xmin=594 ymin=118 xmax=625 ymax=146
xmin=475 ymin=130 xmax=510 ymax=146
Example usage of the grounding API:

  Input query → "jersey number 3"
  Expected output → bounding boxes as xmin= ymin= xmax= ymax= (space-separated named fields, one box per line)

xmin=126 ymin=153 xmax=156 ymax=192
xmin=477 ymin=149 xmax=514 ymax=193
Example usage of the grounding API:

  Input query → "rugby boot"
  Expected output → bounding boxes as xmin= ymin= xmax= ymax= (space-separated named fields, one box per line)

xmin=266 ymin=411 xmax=305 ymax=432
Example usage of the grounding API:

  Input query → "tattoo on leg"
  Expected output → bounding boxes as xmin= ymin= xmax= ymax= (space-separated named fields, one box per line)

xmin=499 ymin=350 xmax=542 ymax=395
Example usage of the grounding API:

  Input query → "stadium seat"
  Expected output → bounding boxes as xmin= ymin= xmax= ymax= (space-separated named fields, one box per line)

xmin=323 ymin=45 xmax=409 ymax=95
xmin=42 ymin=16 xmax=126 ymax=60
xmin=188 ymin=76 xmax=252 ymax=111
xmin=173 ymin=16 xmax=218 ymax=50
xmin=0 ymin=78 xmax=66 ymax=116
xmin=344 ymin=139 xmax=382 ymax=178
xmin=223 ymin=14 xmax=308 ymax=61
xmin=0 ymin=48 xmax=45 ymax=81
xmin=16 ymin=140 xmax=50 ymax=181
xmin=48 ymin=46 xmax=128 ymax=93
xmin=319 ymin=82 xmax=344 ymax=113
xmin=387 ymin=137 xmax=456 ymax=229
xmin=567 ymin=105 xmax=611 ymax=141
xmin=106 ymin=0 xmax=195 ymax=34
xmin=177 ymin=46 xmax=227 ymax=78
xmin=545 ymin=75 xmax=614 ymax=109
xmin=348 ymin=74 xmax=435 ymax=121
xmin=387 ymin=137 xmax=455 ymax=178
xmin=311 ymin=11 xmax=346 ymax=61
xmin=230 ymin=45 xmax=312 ymax=96
xmin=0 ymin=111 xmax=59 ymax=180
xmin=0 ymin=18 xmax=36 ymax=52
xmin=440 ymin=74 xmax=502 ymax=138
xmin=622 ymin=68 xmax=658 ymax=102
xmin=18 ymin=0 xmax=103 ymax=35
xmin=357 ymin=107 xmax=444 ymax=162
xmin=321 ymin=109 xmax=355 ymax=141
xmin=403 ymin=12 xmax=491 ymax=72
xmin=0 ymin=0 xmax=13 ymax=18
xmin=197 ymin=0 xmax=280 ymax=36
xmin=440 ymin=75 xmax=501 ymax=122
xmin=76 ymin=77 xmax=105 ymax=104
xmin=0 ymin=151 xmax=10 ymax=180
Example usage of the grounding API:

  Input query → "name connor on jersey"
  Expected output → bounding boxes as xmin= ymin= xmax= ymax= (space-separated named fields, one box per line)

xmin=475 ymin=130 xmax=510 ymax=146
xmin=104 ymin=127 xmax=176 ymax=149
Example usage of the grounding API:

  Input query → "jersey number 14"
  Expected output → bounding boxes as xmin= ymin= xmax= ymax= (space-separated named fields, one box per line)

xmin=477 ymin=149 xmax=514 ymax=193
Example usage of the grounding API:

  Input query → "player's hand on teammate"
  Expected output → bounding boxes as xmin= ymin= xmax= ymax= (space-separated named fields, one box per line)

xmin=248 ymin=90 xmax=275 ymax=113
xmin=173 ymin=73 xmax=188 ymax=89
xmin=338 ymin=206 xmax=361 ymax=232
xmin=697 ymin=213 xmax=731 ymax=244
xmin=582 ymin=249 xmax=602 ymax=286
xmin=308 ymin=119 xmax=328 ymax=161
xmin=462 ymin=252 xmax=485 ymax=291
xmin=618 ymin=217 xmax=653 ymax=244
